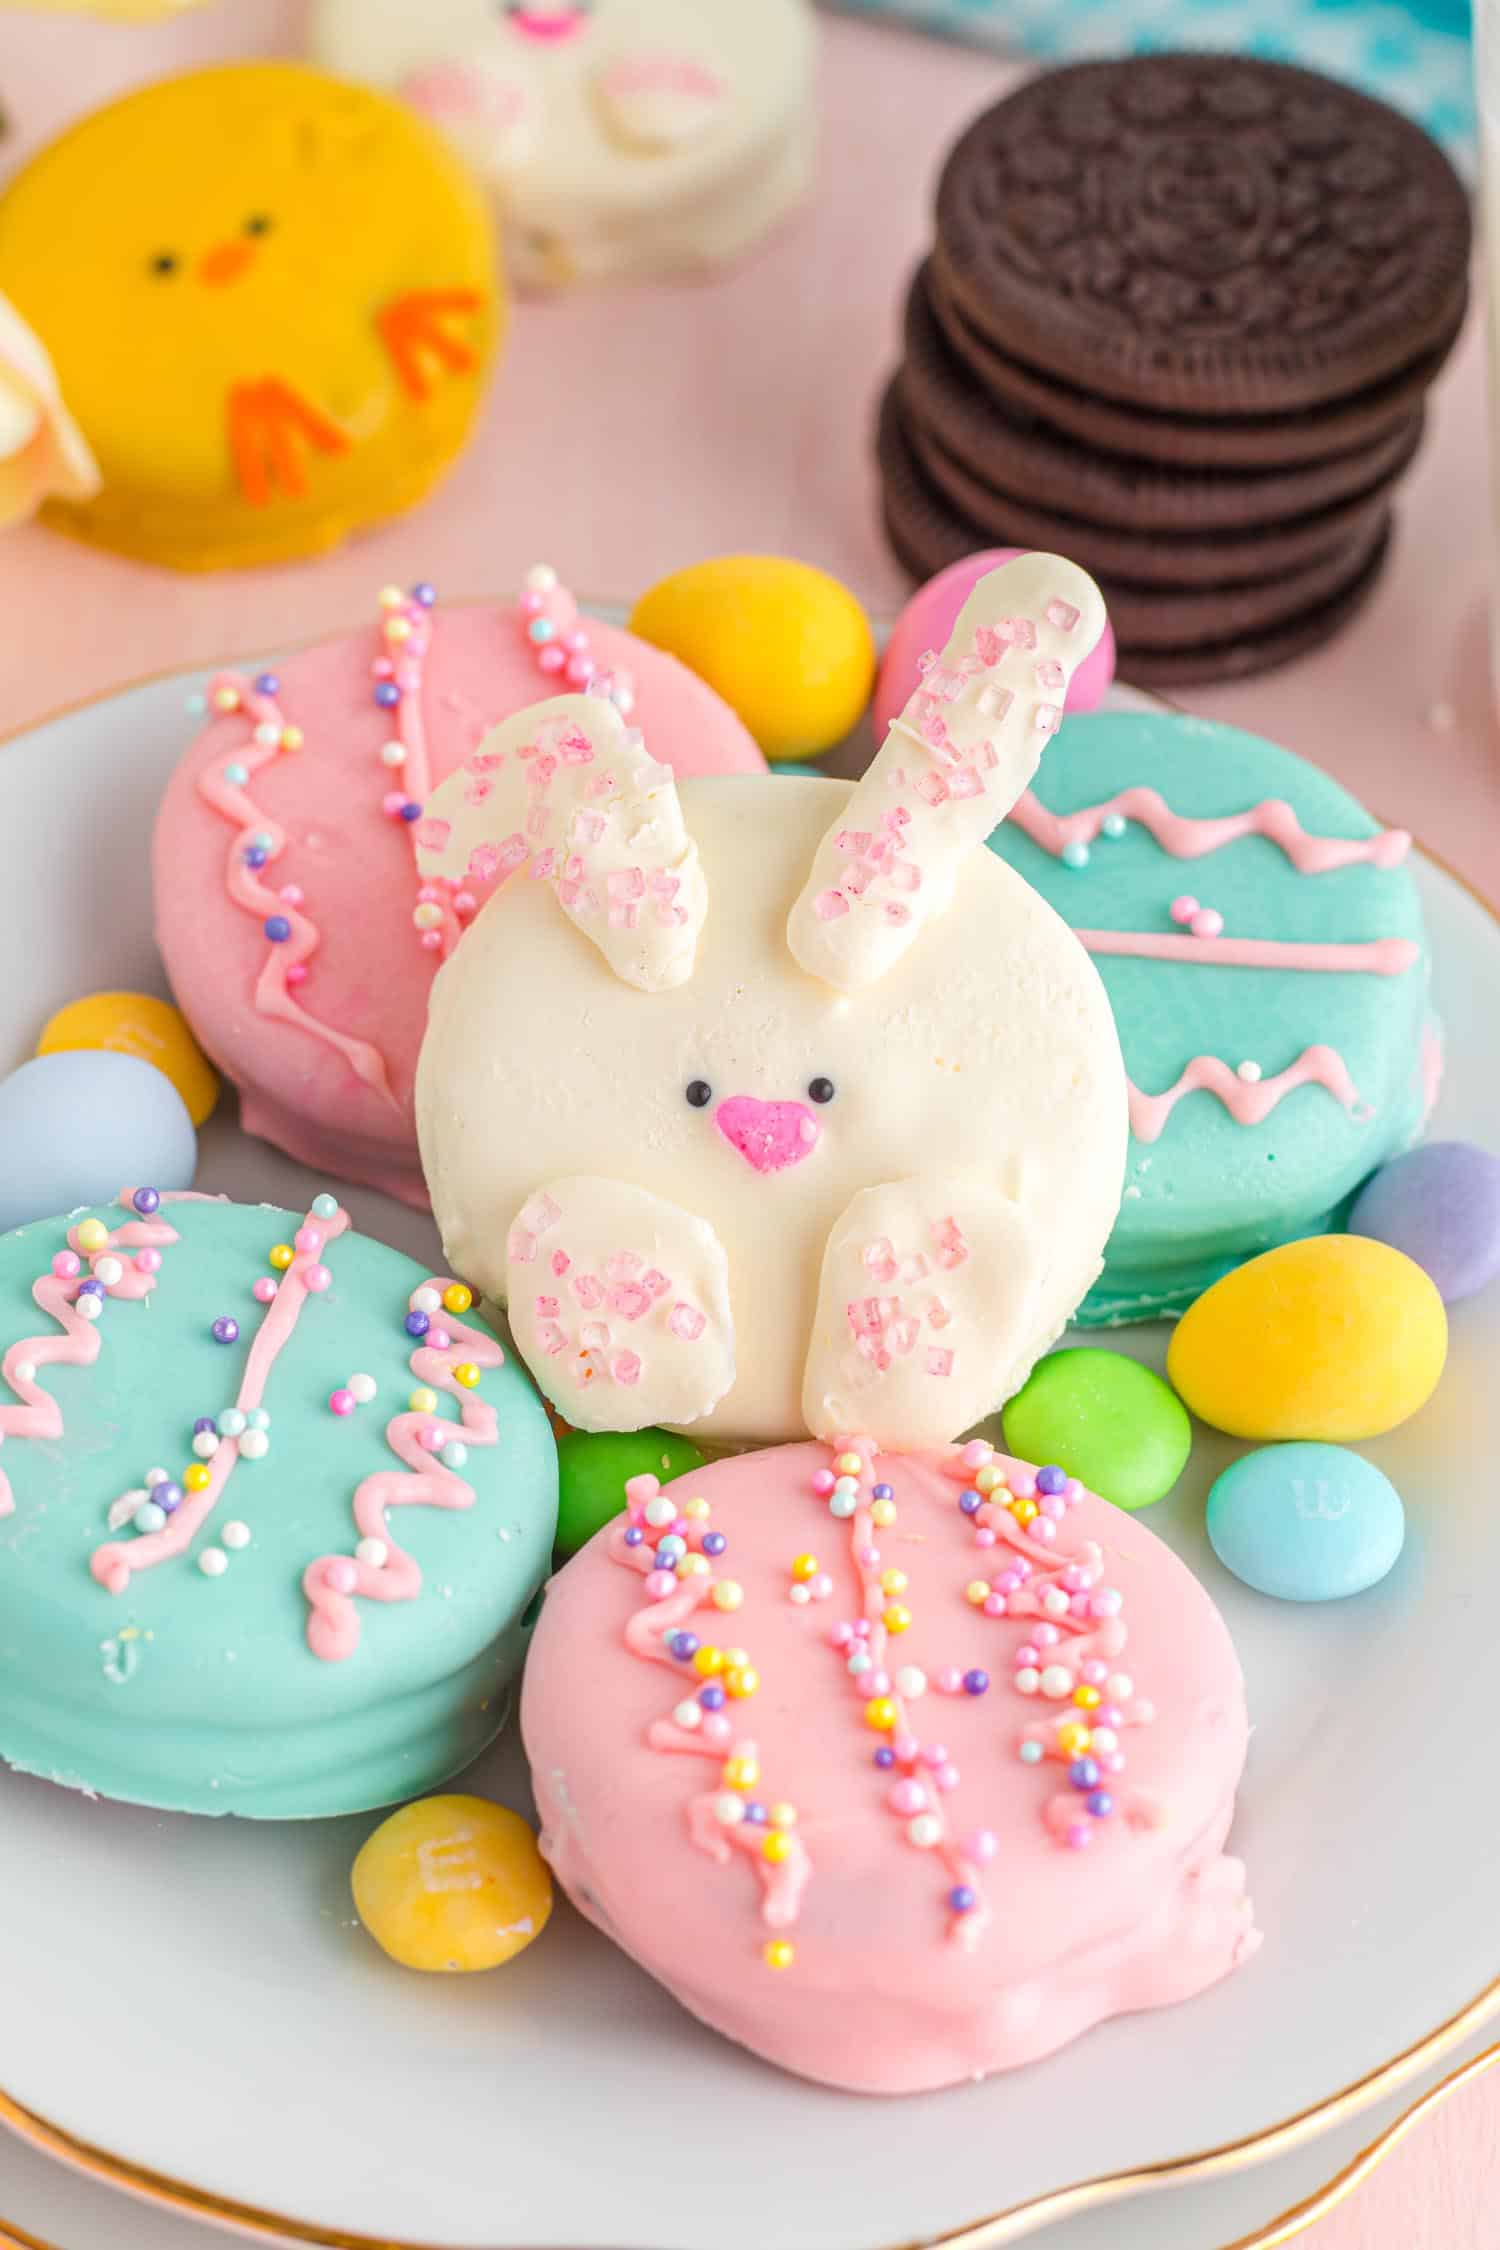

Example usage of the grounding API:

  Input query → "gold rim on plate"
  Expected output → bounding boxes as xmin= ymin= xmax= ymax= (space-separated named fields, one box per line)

xmin=1 ymin=646 xmax=1497 ymax=2250
xmin=6 ymin=2022 xmax=1500 ymax=2250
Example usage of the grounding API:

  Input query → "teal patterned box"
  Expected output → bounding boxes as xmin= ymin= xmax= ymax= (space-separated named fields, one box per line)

xmin=821 ymin=0 xmax=1475 ymax=163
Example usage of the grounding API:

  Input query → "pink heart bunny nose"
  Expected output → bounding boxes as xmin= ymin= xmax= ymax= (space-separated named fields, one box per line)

xmin=506 ymin=4 xmax=589 ymax=42
xmin=715 ymin=1096 xmax=821 ymax=1175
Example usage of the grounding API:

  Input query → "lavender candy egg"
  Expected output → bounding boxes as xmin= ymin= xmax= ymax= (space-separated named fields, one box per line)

xmin=0 ymin=1051 xmax=196 ymax=1235
xmin=1348 ymin=1142 xmax=1500 ymax=1304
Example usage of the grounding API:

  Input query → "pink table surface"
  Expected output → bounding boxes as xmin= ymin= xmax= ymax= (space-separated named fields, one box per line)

xmin=0 ymin=7 xmax=1498 ymax=2247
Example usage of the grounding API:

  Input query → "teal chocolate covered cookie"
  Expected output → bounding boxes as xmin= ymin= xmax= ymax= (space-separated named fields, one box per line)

xmin=0 ymin=1191 xmax=556 ymax=1817
xmin=987 ymin=712 xmax=1434 ymax=1323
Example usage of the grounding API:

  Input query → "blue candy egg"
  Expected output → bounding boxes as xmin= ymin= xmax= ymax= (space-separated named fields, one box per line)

xmin=0 ymin=1051 xmax=196 ymax=1235
xmin=1349 ymin=1141 xmax=1500 ymax=1304
xmin=1206 ymin=1442 xmax=1405 ymax=1603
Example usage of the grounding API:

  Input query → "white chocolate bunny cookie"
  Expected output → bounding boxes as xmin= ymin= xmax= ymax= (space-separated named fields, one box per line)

xmin=415 ymin=554 xmax=1127 ymax=1450
xmin=312 ymin=0 xmax=817 ymax=292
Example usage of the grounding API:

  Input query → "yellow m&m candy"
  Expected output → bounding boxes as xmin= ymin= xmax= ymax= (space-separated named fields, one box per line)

xmin=1168 ymin=1235 xmax=1447 ymax=1442
xmin=629 ymin=556 xmax=876 ymax=762
xmin=37 ymin=992 xmax=219 ymax=1126
xmin=352 ymin=1796 xmax=553 ymax=1974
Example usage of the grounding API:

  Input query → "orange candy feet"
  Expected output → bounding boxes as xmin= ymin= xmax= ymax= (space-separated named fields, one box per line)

xmin=377 ymin=289 xmax=485 ymax=402
xmin=227 ymin=379 xmax=350 ymax=507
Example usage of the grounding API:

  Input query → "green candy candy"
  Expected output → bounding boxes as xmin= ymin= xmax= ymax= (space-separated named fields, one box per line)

xmin=1002 ymin=1348 xmax=1191 ymax=1512
xmin=555 ymin=1428 xmax=707 ymax=1558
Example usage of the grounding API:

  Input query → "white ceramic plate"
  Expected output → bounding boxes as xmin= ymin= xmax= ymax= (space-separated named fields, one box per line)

xmin=1 ymin=652 xmax=1498 ymax=2250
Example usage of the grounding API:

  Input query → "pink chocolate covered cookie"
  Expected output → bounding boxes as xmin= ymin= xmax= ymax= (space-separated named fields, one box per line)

xmin=523 ymin=1436 xmax=1257 ymax=2093
xmin=153 ymin=569 xmax=764 ymax=1204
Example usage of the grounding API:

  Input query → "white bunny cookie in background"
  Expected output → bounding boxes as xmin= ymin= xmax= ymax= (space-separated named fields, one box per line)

xmin=416 ymin=554 xmax=1127 ymax=1451
xmin=312 ymin=0 xmax=818 ymax=292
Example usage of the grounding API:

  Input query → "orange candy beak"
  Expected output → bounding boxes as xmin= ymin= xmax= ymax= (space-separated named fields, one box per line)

xmin=198 ymin=239 xmax=256 ymax=289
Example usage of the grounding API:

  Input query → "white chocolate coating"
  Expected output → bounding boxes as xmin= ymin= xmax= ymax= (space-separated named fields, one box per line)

xmin=417 ymin=694 xmax=707 ymax=994
xmin=417 ymin=774 xmax=1127 ymax=1446
xmin=312 ymin=0 xmax=817 ymax=291
xmin=789 ymin=553 xmax=1108 ymax=991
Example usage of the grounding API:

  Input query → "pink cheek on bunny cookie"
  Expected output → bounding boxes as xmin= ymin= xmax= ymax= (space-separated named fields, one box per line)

xmin=400 ymin=61 xmax=528 ymax=130
xmin=714 ymin=1096 xmax=821 ymax=1176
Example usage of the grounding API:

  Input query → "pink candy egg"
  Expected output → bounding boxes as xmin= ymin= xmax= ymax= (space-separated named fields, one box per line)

xmin=874 ymin=549 xmax=1116 ymax=744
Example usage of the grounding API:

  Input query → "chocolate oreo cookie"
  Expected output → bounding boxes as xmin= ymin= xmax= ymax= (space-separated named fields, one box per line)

xmin=877 ymin=55 xmax=1466 ymax=684
xmin=934 ymin=55 xmax=1470 ymax=422
xmin=878 ymin=384 xmax=1392 ymax=685
xmin=926 ymin=255 xmax=1462 ymax=473
xmin=888 ymin=378 xmax=1400 ymax=589
xmin=902 ymin=266 xmax=1426 ymax=535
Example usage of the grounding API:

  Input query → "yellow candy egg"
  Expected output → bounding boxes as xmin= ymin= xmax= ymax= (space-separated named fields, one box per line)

xmin=352 ymin=1795 xmax=552 ymax=1975
xmin=1167 ymin=1235 xmax=1448 ymax=1442
xmin=37 ymin=991 xmax=220 ymax=1126
xmin=629 ymin=556 xmax=876 ymax=761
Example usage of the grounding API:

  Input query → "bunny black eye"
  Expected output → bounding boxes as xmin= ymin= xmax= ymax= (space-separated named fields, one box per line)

xmin=149 ymin=251 xmax=179 ymax=278
xmin=685 ymin=1080 xmax=713 ymax=1109
xmin=243 ymin=214 xmax=273 ymax=237
xmin=808 ymin=1077 xmax=836 ymax=1105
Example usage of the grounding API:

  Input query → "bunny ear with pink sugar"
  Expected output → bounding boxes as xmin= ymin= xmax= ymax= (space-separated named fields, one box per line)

xmin=787 ymin=553 xmax=1107 ymax=992
xmin=415 ymin=693 xmax=707 ymax=994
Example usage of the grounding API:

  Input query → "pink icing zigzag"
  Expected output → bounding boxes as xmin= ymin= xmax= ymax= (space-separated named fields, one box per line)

xmin=610 ymin=1478 xmax=811 ymax=1935
xmin=1077 ymin=930 xmax=1418 ymax=976
xmin=198 ymin=675 xmax=396 ymax=1102
xmin=91 ymin=1200 xmax=354 ymax=1596
xmin=1007 ymin=786 xmax=1417 ymax=1141
xmin=0 ymin=1195 xmax=183 ymax=1520
xmin=1009 ymin=788 xmax=1411 ymax=874
xmin=1128 ymin=1046 xmax=1362 ymax=1146
xmin=302 ymin=1300 xmax=504 ymax=1663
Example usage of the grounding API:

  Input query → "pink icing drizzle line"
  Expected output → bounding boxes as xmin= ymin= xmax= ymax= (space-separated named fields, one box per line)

xmin=940 ymin=1444 xmax=1160 ymax=1846
xmin=197 ymin=675 xmax=396 ymax=1103
xmin=301 ymin=1299 xmax=504 ymax=1663
xmin=828 ymin=1439 xmax=989 ymax=1949
xmin=0 ymin=1193 xmax=183 ymax=1520
xmin=516 ymin=567 xmax=635 ymax=714
xmin=1128 ymin=1046 xmax=1362 ymax=1146
xmin=374 ymin=592 xmax=463 ymax=965
xmin=1010 ymin=789 xmax=1412 ymax=874
xmin=609 ymin=1479 xmax=811 ymax=1937
xmin=90 ymin=1201 xmax=353 ymax=1597
xmin=1076 ymin=930 xmax=1418 ymax=976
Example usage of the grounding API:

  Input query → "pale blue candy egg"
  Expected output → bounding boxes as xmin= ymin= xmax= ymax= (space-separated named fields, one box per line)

xmin=0 ymin=1051 xmax=196 ymax=1235
xmin=1206 ymin=1442 xmax=1405 ymax=1603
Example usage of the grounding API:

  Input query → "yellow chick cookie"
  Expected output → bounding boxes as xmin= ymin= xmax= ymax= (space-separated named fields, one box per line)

xmin=352 ymin=1795 xmax=553 ymax=1974
xmin=0 ymin=63 xmax=501 ymax=571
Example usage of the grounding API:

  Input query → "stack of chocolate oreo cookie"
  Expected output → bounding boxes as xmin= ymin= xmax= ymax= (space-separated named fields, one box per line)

xmin=879 ymin=55 xmax=1470 ymax=684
